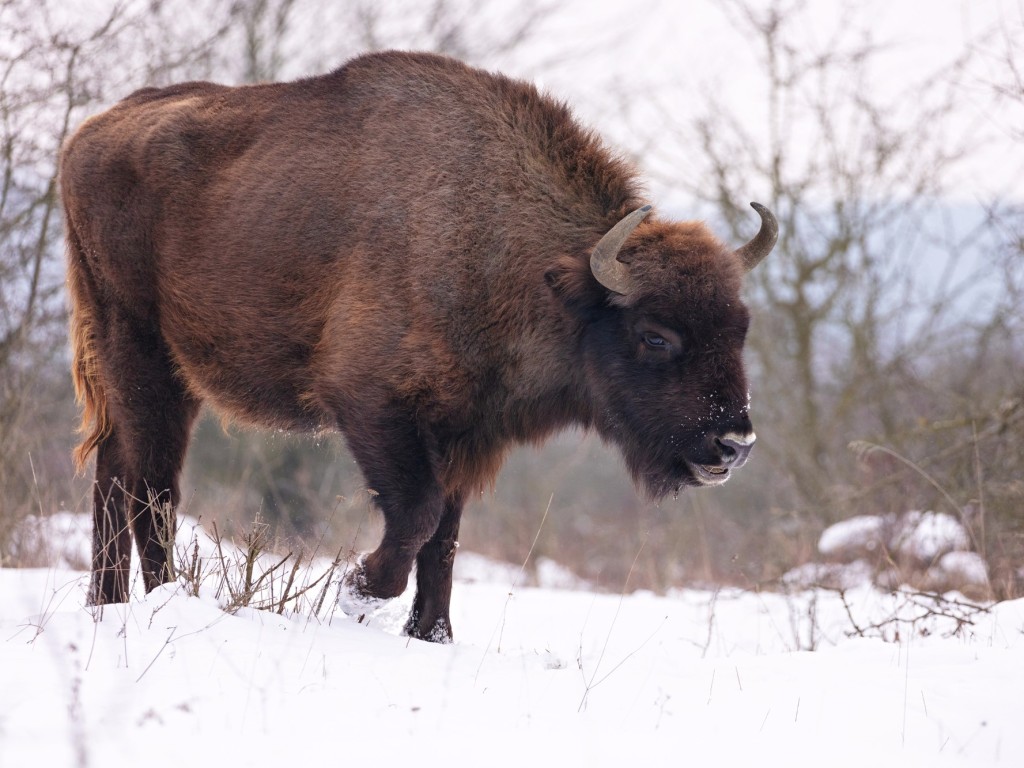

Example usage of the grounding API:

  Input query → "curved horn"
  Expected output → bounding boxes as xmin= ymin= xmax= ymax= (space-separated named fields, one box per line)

xmin=735 ymin=202 xmax=778 ymax=272
xmin=590 ymin=204 xmax=653 ymax=295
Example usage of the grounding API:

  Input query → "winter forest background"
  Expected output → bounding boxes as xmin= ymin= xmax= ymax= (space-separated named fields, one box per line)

xmin=2 ymin=0 xmax=1023 ymax=599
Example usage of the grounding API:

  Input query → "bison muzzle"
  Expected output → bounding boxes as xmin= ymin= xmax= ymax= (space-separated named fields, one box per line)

xmin=60 ymin=51 xmax=776 ymax=642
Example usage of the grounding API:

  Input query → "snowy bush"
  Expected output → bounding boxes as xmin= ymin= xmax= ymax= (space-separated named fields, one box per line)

xmin=891 ymin=510 xmax=971 ymax=564
xmin=806 ymin=509 xmax=989 ymax=597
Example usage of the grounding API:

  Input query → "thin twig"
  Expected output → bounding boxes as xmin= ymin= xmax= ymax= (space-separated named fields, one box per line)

xmin=578 ymin=533 xmax=649 ymax=712
xmin=475 ymin=493 xmax=553 ymax=681
xmin=496 ymin=493 xmax=553 ymax=654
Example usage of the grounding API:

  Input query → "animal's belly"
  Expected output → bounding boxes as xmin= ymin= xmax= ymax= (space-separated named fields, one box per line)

xmin=163 ymin=314 xmax=324 ymax=432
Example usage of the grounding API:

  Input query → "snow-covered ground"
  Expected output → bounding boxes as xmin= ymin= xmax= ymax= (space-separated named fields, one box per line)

xmin=1 ymin=515 xmax=1021 ymax=767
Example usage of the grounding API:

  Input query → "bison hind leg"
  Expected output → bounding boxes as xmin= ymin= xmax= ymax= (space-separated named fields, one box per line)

xmin=89 ymin=305 xmax=201 ymax=598
xmin=89 ymin=428 xmax=133 ymax=604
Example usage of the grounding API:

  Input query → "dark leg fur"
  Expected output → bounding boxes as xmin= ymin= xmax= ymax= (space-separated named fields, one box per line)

xmin=90 ymin=306 xmax=200 ymax=601
xmin=404 ymin=494 xmax=464 ymax=642
xmin=124 ymin=394 xmax=199 ymax=593
xmin=344 ymin=411 xmax=447 ymax=598
xmin=89 ymin=430 xmax=132 ymax=604
xmin=340 ymin=410 xmax=466 ymax=641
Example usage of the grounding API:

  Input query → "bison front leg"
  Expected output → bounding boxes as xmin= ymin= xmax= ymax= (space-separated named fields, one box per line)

xmin=404 ymin=494 xmax=464 ymax=643
xmin=338 ymin=413 xmax=452 ymax=637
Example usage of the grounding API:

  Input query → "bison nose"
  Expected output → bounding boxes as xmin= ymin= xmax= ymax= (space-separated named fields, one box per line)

xmin=715 ymin=432 xmax=756 ymax=468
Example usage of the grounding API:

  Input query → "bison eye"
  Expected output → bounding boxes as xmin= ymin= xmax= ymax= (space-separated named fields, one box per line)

xmin=641 ymin=331 xmax=668 ymax=350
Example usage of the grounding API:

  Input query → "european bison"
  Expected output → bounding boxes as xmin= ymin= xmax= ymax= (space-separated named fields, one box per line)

xmin=61 ymin=51 xmax=776 ymax=642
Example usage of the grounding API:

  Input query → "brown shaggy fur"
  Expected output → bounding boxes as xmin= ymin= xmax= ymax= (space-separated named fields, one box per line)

xmin=60 ymin=51 xmax=769 ymax=641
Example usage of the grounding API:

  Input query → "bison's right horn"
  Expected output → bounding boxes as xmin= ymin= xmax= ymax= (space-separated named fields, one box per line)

xmin=590 ymin=204 xmax=653 ymax=295
xmin=734 ymin=202 xmax=778 ymax=272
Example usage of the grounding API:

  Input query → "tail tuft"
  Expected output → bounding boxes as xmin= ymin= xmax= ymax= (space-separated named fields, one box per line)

xmin=66 ymin=224 xmax=110 ymax=474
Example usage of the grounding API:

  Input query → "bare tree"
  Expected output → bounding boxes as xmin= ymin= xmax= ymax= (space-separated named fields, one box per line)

xmin=233 ymin=0 xmax=300 ymax=83
xmin=0 ymin=0 xmax=236 ymax=555
xmin=217 ymin=0 xmax=558 ymax=85
xmin=1 ymin=4 xmax=127 ymax=518
xmin=646 ymin=2 xmax=983 ymax=497
xmin=616 ymin=0 xmax=1024 ymax=595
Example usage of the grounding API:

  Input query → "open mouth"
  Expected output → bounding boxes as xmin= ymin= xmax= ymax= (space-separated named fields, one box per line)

xmin=690 ymin=463 xmax=731 ymax=485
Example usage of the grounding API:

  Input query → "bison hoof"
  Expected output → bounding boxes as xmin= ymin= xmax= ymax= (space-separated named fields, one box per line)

xmin=404 ymin=612 xmax=453 ymax=644
xmin=337 ymin=556 xmax=390 ymax=621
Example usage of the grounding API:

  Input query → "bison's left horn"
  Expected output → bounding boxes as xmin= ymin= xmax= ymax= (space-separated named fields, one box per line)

xmin=735 ymin=202 xmax=778 ymax=272
xmin=590 ymin=204 xmax=653 ymax=295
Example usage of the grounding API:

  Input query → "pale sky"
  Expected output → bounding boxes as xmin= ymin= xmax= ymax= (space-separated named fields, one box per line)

xmin=508 ymin=0 xmax=1023 ymax=205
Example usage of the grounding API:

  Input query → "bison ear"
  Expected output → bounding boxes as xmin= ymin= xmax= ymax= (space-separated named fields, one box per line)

xmin=545 ymin=254 xmax=605 ymax=316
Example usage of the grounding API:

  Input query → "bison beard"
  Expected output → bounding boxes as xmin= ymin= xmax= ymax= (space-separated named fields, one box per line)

xmin=60 ymin=51 xmax=776 ymax=642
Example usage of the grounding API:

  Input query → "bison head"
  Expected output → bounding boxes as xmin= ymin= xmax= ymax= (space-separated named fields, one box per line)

xmin=548 ymin=203 xmax=777 ymax=499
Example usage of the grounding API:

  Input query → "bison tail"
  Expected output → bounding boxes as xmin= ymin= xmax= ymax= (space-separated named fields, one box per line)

xmin=66 ymin=218 xmax=111 ymax=474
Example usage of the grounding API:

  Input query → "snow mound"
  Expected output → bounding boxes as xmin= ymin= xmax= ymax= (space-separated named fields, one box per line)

xmin=818 ymin=515 xmax=887 ymax=557
xmin=930 ymin=551 xmax=989 ymax=587
xmin=9 ymin=511 xmax=91 ymax=570
xmin=454 ymin=551 xmax=524 ymax=584
xmin=535 ymin=556 xmax=591 ymax=590
xmin=893 ymin=510 xmax=971 ymax=562
xmin=453 ymin=552 xmax=590 ymax=590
